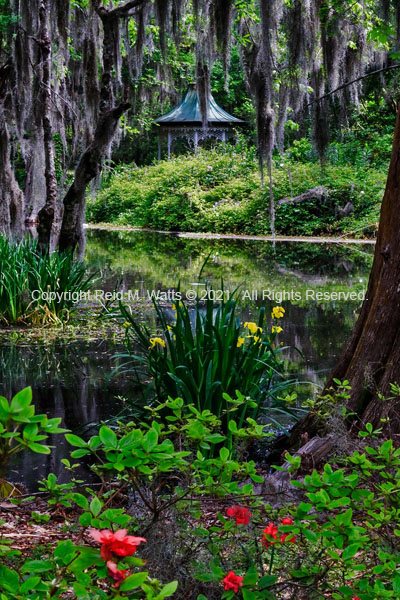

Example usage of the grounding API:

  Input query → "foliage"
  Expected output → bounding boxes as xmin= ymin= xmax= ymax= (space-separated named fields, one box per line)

xmin=65 ymin=395 xmax=268 ymax=514
xmin=87 ymin=148 xmax=386 ymax=238
xmin=0 ymin=237 xmax=96 ymax=325
xmin=0 ymin=387 xmax=67 ymax=495
xmin=192 ymin=438 xmax=400 ymax=599
xmin=116 ymin=294 xmax=299 ymax=429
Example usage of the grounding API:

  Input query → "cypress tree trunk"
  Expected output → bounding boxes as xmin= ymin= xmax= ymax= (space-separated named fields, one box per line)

xmin=37 ymin=0 xmax=59 ymax=250
xmin=324 ymin=101 xmax=400 ymax=435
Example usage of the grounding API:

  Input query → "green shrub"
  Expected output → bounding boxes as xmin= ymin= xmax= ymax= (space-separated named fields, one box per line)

xmin=87 ymin=148 xmax=386 ymax=237
xmin=0 ymin=387 xmax=67 ymax=496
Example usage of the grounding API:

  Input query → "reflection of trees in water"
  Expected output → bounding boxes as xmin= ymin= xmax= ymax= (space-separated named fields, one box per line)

xmin=85 ymin=230 xmax=374 ymax=295
xmin=0 ymin=340 xmax=129 ymax=490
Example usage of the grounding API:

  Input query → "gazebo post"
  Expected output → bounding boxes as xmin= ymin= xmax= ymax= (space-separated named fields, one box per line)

xmin=167 ymin=131 xmax=172 ymax=160
xmin=194 ymin=130 xmax=198 ymax=153
xmin=158 ymin=136 xmax=161 ymax=160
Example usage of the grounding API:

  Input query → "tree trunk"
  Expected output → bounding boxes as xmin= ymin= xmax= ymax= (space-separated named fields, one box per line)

xmin=0 ymin=111 xmax=25 ymax=237
xmin=37 ymin=0 xmax=59 ymax=250
xmin=323 ymin=101 xmax=400 ymax=434
xmin=58 ymin=102 xmax=130 ymax=252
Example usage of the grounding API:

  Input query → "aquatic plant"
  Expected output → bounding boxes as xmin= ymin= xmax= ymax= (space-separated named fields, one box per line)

xmin=117 ymin=294 xmax=300 ymax=429
xmin=0 ymin=236 xmax=95 ymax=325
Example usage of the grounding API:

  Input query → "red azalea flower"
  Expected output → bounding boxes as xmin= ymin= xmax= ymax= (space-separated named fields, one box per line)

xmin=226 ymin=505 xmax=251 ymax=525
xmin=261 ymin=522 xmax=278 ymax=548
xmin=89 ymin=528 xmax=146 ymax=560
xmin=280 ymin=517 xmax=296 ymax=543
xmin=223 ymin=571 xmax=244 ymax=593
xmin=107 ymin=560 xmax=130 ymax=588
xmin=352 ymin=597 xmax=361 ymax=600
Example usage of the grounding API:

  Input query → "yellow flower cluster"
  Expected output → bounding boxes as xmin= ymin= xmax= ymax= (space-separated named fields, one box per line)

xmin=237 ymin=337 xmax=245 ymax=347
xmin=272 ymin=325 xmax=283 ymax=334
xmin=244 ymin=321 xmax=263 ymax=335
xmin=149 ymin=337 xmax=166 ymax=349
xmin=271 ymin=306 xmax=285 ymax=319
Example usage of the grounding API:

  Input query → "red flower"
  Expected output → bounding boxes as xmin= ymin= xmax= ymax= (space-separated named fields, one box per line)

xmin=280 ymin=517 xmax=296 ymax=543
xmin=261 ymin=522 xmax=278 ymax=548
xmin=89 ymin=528 xmax=146 ymax=561
xmin=352 ymin=597 xmax=361 ymax=600
xmin=223 ymin=571 xmax=244 ymax=593
xmin=226 ymin=505 xmax=251 ymax=525
xmin=107 ymin=560 xmax=130 ymax=588
xmin=261 ymin=519 xmax=296 ymax=547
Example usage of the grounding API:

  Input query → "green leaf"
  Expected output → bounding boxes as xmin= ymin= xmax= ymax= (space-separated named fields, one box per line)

xmin=143 ymin=428 xmax=158 ymax=452
xmin=159 ymin=580 xmax=178 ymax=597
xmin=90 ymin=497 xmax=102 ymax=517
xmin=20 ymin=576 xmax=41 ymax=593
xmin=10 ymin=387 xmax=32 ymax=413
xmin=243 ymin=565 xmax=258 ymax=586
xmin=99 ymin=426 xmax=118 ymax=449
xmin=22 ymin=560 xmax=53 ymax=573
xmin=65 ymin=434 xmax=87 ymax=448
xmin=79 ymin=512 xmax=92 ymax=527
xmin=72 ymin=493 xmax=89 ymax=511
xmin=219 ymin=447 xmax=229 ymax=462
xmin=27 ymin=442 xmax=51 ymax=454
xmin=0 ymin=565 xmax=19 ymax=592
xmin=342 ymin=543 xmax=360 ymax=562
xmin=259 ymin=575 xmax=278 ymax=588
xmin=303 ymin=528 xmax=318 ymax=542
xmin=119 ymin=571 xmax=148 ymax=591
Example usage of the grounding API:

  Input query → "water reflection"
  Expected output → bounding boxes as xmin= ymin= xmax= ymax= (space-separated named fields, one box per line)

xmin=0 ymin=229 xmax=374 ymax=489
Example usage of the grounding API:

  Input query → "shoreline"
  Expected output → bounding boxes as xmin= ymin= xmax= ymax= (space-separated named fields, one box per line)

xmin=84 ymin=224 xmax=376 ymax=245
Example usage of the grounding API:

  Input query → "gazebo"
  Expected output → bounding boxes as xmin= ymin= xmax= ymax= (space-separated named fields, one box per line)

xmin=155 ymin=85 xmax=245 ymax=159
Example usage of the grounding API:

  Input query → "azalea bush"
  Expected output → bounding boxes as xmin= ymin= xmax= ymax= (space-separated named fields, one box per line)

xmin=0 ymin=387 xmax=67 ymax=497
xmin=117 ymin=295 xmax=301 ymax=430
xmin=194 ymin=436 xmax=400 ymax=599
xmin=0 ymin=523 xmax=177 ymax=598
xmin=65 ymin=394 xmax=270 ymax=520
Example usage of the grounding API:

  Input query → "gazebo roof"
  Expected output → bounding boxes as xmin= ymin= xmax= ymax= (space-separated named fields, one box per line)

xmin=155 ymin=85 xmax=245 ymax=125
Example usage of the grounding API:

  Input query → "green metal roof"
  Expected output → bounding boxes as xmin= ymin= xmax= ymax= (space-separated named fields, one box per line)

xmin=155 ymin=85 xmax=245 ymax=125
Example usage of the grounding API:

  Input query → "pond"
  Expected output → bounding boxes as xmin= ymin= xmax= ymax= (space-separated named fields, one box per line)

xmin=0 ymin=229 xmax=375 ymax=490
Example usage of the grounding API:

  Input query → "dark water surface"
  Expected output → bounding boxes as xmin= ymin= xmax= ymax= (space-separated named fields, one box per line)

xmin=0 ymin=229 xmax=375 ymax=489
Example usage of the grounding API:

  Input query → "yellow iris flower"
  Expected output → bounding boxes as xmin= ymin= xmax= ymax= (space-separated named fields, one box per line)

xmin=271 ymin=306 xmax=285 ymax=319
xmin=149 ymin=337 xmax=166 ymax=349
xmin=272 ymin=326 xmax=283 ymax=334
xmin=237 ymin=337 xmax=245 ymax=347
xmin=244 ymin=321 xmax=262 ymax=335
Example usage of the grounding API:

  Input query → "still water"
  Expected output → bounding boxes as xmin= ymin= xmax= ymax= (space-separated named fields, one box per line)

xmin=0 ymin=229 xmax=374 ymax=489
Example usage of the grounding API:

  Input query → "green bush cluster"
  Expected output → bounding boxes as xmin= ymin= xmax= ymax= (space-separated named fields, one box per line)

xmin=87 ymin=148 xmax=386 ymax=237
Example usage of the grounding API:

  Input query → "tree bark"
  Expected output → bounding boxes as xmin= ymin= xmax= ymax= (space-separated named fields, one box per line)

xmin=322 ymin=101 xmax=400 ymax=434
xmin=57 ymin=0 xmax=146 ymax=251
xmin=0 ymin=110 xmax=25 ymax=237
xmin=37 ymin=0 xmax=59 ymax=250
xmin=58 ymin=102 xmax=130 ymax=252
